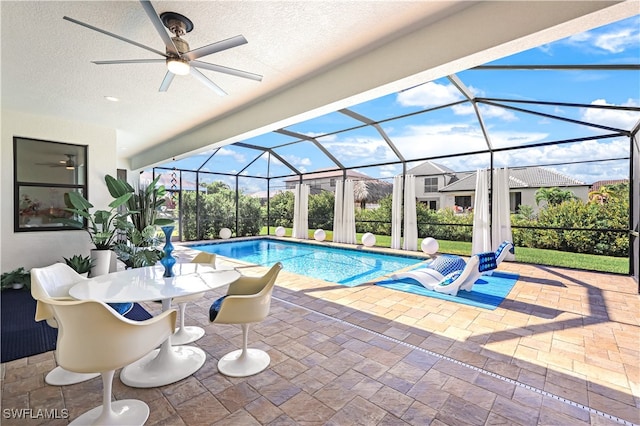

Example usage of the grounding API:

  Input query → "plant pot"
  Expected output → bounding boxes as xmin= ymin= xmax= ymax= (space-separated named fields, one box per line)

xmin=90 ymin=249 xmax=112 ymax=277
xmin=11 ymin=283 xmax=24 ymax=290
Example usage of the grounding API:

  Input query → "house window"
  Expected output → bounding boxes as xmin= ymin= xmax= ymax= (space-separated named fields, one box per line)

xmin=510 ymin=192 xmax=522 ymax=213
xmin=13 ymin=137 xmax=88 ymax=232
xmin=330 ymin=178 xmax=336 ymax=187
xmin=455 ymin=195 xmax=472 ymax=210
xmin=423 ymin=177 xmax=438 ymax=193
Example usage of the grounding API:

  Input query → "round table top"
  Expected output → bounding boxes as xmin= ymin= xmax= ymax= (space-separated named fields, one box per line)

xmin=69 ymin=263 xmax=240 ymax=303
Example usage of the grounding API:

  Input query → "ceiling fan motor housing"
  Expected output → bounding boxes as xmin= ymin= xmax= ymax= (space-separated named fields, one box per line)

xmin=171 ymin=36 xmax=189 ymax=54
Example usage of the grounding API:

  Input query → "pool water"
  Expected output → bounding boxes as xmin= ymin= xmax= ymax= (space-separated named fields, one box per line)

xmin=191 ymin=238 xmax=423 ymax=287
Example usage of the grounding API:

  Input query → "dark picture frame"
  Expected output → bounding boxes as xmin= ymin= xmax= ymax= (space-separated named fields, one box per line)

xmin=13 ymin=137 xmax=88 ymax=232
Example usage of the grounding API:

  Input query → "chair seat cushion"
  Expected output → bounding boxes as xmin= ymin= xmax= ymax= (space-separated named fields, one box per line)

xmin=427 ymin=255 xmax=467 ymax=276
xmin=209 ymin=296 xmax=228 ymax=322
xmin=107 ymin=302 xmax=134 ymax=316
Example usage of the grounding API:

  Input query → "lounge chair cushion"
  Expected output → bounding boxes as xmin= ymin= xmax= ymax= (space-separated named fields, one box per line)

xmin=209 ymin=296 xmax=228 ymax=322
xmin=438 ymin=270 xmax=463 ymax=287
xmin=477 ymin=252 xmax=498 ymax=273
xmin=495 ymin=241 xmax=515 ymax=259
xmin=427 ymin=255 xmax=467 ymax=276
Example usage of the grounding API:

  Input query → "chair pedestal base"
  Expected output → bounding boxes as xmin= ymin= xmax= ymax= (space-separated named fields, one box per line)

xmin=171 ymin=325 xmax=205 ymax=345
xmin=45 ymin=366 xmax=99 ymax=386
xmin=120 ymin=344 xmax=206 ymax=388
xmin=69 ymin=399 xmax=148 ymax=425
xmin=217 ymin=348 xmax=270 ymax=377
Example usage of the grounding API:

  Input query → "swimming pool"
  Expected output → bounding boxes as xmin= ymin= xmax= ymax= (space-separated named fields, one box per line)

xmin=191 ymin=238 xmax=423 ymax=287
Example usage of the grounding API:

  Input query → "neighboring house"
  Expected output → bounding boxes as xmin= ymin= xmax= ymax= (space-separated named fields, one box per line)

xmin=406 ymin=161 xmax=590 ymax=213
xmin=590 ymin=179 xmax=629 ymax=192
xmin=404 ymin=161 xmax=462 ymax=210
xmin=283 ymin=168 xmax=392 ymax=209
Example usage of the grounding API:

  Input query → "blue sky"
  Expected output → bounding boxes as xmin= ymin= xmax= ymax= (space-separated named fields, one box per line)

xmin=158 ymin=15 xmax=640 ymax=194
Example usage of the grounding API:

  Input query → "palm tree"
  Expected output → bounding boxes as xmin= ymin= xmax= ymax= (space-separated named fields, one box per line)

xmin=535 ymin=187 xmax=578 ymax=207
xmin=353 ymin=180 xmax=370 ymax=209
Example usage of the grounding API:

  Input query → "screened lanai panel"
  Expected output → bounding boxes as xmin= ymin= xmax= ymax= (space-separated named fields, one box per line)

xmin=481 ymin=105 xmax=619 ymax=150
xmin=272 ymin=140 xmax=339 ymax=174
xmin=493 ymin=138 xmax=630 ymax=182
xmin=383 ymin=104 xmax=488 ymax=160
xmin=347 ymin=91 xmax=435 ymax=122
xmin=240 ymin=131 xmax=300 ymax=149
xmin=430 ymin=153 xmax=492 ymax=175
xmin=283 ymin=110 xmax=365 ymax=136
xmin=239 ymin=151 xmax=295 ymax=178
xmin=168 ymin=150 xmax=215 ymax=171
xmin=483 ymin=100 xmax=640 ymax=136
xmin=316 ymin=125 xmax=400 ymax=168
xmin=199 ymin=145 xmax=261 ymax=175
xmin=353 ymin=164 xmax=401 ymax=182
xmin=460 ymin=67 xmax=639 ymax=107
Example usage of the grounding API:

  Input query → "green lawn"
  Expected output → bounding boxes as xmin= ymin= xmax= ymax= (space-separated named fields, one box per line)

xmin=260 ymin=227 xmax=629 ymax=274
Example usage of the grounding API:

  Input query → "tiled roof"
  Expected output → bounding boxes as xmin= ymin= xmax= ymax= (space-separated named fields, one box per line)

xmin=283 ymin=168 xmax=373 ymax=182
xmin=440 ymin=167 xmax=587 ymax=192
xmin=590 ymin=179 xmax=629 ymax=191
xmin=405 ymin=161 xmax=456 ymax=176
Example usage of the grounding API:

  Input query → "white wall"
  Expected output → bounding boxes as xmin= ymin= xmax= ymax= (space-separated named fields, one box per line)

xmin=1 ymin=110 xmax=118 ymax=272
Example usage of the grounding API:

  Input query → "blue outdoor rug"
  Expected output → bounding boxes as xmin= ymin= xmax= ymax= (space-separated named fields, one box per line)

xmin=1 ymin=289 xmax=152 ymax=363
xmin=375 ymin=271 xmax=519 ymax=310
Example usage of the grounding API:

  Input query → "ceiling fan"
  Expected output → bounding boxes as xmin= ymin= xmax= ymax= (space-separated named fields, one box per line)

xmin=36 ymin=154 xmax=78 ymax=170
xmin=63 ymin=0 xmax=262 ymax=96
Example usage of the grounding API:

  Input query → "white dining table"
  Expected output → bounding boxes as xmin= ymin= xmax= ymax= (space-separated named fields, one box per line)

xmin=69 ymin=263 xmax=240 ymax=388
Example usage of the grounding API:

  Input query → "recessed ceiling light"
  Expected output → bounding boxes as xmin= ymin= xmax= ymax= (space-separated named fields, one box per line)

xmin=104 ymin=96 xmax=119 ymax=102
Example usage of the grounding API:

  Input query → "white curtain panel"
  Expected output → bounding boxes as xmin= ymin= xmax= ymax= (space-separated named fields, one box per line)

xmin=333 ymin=180 xmax=344 ymax=242
xmin=293 ymin=183 xmax=310 ymax=239
xmin=391 ymin=175 xmax=403 ymax=249
xmin=492 ymin=167 xmax=514 ymax=259
xmin=342 ymin=179 xmax=357 ymax=244
xmin=292 ymin=183 xmax=302 ymax=238
xmin=402 ymin=174 xmax=417 ymax=251
xmin=471 ymin=168 xmax=491 ymax=254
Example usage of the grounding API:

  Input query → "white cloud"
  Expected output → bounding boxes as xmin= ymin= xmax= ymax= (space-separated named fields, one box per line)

xmin=396 ymin=82 xmax=463 ymax=108
xmin=567 ymin=17 xmax=640 ymax=54
xmin=377 ymin=164 xmax=401 ymax=178
xmin=318 ymin=134 xmax=398 ymax=164
xmin=218 ymin=147 xmax=246 ymax=163
xmin=581 ymin=98 xmax=640 ymax=131
xmin=451 ymin=103 xmax=517 ymax=121
xmin=593 ymin=28 xmax=639 ymax=53
xmin=492 ymin=138 xmax=629 ymax=183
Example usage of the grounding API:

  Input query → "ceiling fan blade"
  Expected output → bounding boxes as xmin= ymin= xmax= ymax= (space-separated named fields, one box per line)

xmin=191 ymin=61 xmax=263 ymax=81
xmin=63 ymin=16 xmax=166 ymax=57
xmin=190 ymin=68 xmax=227 ymax=96
xmin=184 ymin=35 xmax=248 ymax=61
xmin=159 ymin=71 xmax=175 ymax=92
xmin=93 ymin=59 xmax=166 ymax=65
xmin=139 ymin=0 xmax=179 ymax=56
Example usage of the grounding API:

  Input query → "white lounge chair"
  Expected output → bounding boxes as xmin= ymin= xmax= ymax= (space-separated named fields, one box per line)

xmin=391 ymin=241 xmax=515 ymax=296
xmin=391 ymin=255 xmax=467 ymax=290
xmin=461 ymin=241 xmax=515 ymax=291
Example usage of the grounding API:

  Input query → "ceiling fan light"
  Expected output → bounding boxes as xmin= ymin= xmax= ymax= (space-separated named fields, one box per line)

xmin=167 ymin=58 xmax=190 ymax=76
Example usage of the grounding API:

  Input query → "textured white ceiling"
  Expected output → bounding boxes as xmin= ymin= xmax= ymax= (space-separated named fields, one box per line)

xmin=1 ymin=1 xmax=459 ymax=154
xmin=2 ymin=1 xmax=636 ymax=169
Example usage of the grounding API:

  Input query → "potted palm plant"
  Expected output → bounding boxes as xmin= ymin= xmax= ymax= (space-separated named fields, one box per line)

xmin=106 ymin=174 xmax=174 ymax=268
xmin=1 ymin=267 xmax=31 ymax=290
xmin=59 ymin=185 xmax=132 ymax=276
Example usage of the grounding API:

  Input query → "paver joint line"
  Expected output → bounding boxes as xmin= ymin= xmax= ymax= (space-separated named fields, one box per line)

xmin=272 ymin=296 xmax=639 ymax=426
